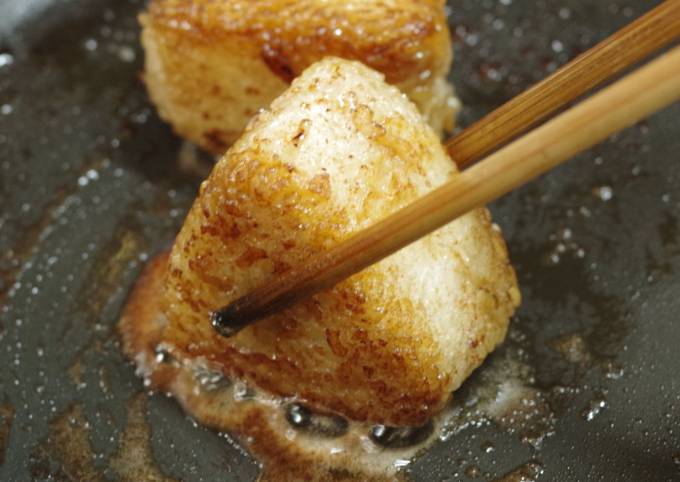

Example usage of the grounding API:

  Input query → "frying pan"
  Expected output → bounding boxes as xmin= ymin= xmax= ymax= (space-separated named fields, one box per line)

xmin=0 ymin=0 xmax=678 ymax=480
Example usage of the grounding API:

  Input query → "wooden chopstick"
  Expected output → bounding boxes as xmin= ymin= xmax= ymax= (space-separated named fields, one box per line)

xmin=211 ymin=4 xmax=680 ymax=336
xmin=211 ymin=44 xmax=680 ymax=337
xmin=447 ymin=0 xmax=680 ymax=168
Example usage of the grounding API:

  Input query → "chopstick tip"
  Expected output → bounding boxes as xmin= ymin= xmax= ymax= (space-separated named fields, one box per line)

xmin=211 ymin=305 xmax=247 ymax=338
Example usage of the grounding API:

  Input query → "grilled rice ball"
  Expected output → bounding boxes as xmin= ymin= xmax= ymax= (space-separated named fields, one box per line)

xmin=140 ymin=0 xmax=459 ymax=154
xmin=125 ymin=58 xmax=518 ymax=426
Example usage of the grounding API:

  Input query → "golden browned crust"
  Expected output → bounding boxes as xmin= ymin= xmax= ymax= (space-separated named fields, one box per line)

xmin=118 ymin=253 xmax=416 ymax=481
xmin=119 ymin=252 xmax=169 ymax=354
xmin=135 ymin=58 xmax=519 ymax=426
xmin=146 ymin=0 xmax=450 ymax=84
xmin=140 ymin=0 xmax=457 ymax=153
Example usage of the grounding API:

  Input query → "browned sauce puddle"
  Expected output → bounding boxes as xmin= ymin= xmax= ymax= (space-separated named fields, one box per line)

xmin=0 ymin=404 xmax=15 ymax=466
xmin=1 ymin=0 xmax=679 ymax=481
xmin=30 ymin=396 xmax=177 ymax=482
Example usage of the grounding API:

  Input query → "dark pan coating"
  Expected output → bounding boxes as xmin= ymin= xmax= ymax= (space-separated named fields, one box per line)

xmin=0 ymin=0 xmax=678 ymax=481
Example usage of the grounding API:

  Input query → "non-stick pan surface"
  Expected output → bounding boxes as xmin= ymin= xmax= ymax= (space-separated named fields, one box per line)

xmin=0 ymin=0 xmax=678 ymax=480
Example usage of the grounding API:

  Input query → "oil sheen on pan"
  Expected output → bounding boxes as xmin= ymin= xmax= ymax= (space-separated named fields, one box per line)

xmin=0 ymin=1 xmax=678 ymax=482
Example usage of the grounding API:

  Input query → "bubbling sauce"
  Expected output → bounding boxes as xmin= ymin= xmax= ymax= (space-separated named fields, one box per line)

xmin=120 ymin=249 xmax=563 ymax=480
xmin=120 ymin=251 xmax=448 ymax=481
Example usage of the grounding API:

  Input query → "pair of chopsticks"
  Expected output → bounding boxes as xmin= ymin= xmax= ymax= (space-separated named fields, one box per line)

xmin=211 ymin=1 xmax=680 ymax=337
